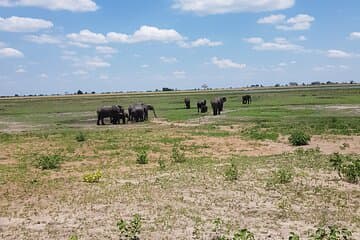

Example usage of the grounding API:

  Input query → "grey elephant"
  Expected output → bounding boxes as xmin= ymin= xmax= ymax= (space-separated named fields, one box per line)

xmin=128 ymin=103 xmax=157 ymax=122
xmin=211 ymin=97 xmax=227 ymax=115
xmin=242 ymin=95 xmax=252 ymax=104
xmin=97 ymin=105 xmax=126 ymax=125
xmin=197 ymin=100 xmax=207 ymax=113
xmin=184 ymin=97 xmax=191 ymax=109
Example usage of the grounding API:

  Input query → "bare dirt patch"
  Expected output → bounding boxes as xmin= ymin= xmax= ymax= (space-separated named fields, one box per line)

xmin=183 ymin=135 xmax=360 ymax=158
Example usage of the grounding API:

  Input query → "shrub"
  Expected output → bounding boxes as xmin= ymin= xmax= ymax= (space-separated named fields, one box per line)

xmin=117 ymin=214 xmax=141 ymax=240
xmin=75 ymin=132 xmax=86 ymax=142
xmin=225 ymin=162 xmax=238 ymax=181
xmin=288 ymin=232 xmax=300 ymax=240
xmin=289 ymin=131 xmax=311 ymax=146
xmin=83 ymin=170 xmax=102 ymax=183
xmin=136 ymin=150 xmax=148 ymax=164
xmin=267 ymin=168 xmax=293 ymax=187
xmin=233 ymin=229 xmax=255 ymax=240
xmin=172 ymin=145 xmax=186 ymax=163
xmin=68 ymin=235 xmax=79 ymax=240
xmin=35 ymin=154 xmax=63 ymax=170
xmin=330 ymin=153 xmax=359 ymax=183
xmin=158 ymin=157 xmax=166 ymax=170
xmin=309 ymin=226 xmax=352 ymax=240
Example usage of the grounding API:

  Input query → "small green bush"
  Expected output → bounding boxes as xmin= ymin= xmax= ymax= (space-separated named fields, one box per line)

xmin=267 ymin=168 xmax=293 ymax=187
xmin=35 ymin=154 xmax=63 ymax=170
xmin=75 ymin=132 xmax=86 ymax=142
xmin=117 ymin=214 xmax=141 ymax=240
xmin=69 ymin=235 xmax=79 ymax=240
xmin=136 ymin=150 xmax=148 ymax=164
xmin=289 ymin=131 xmax=311 ymax=146
xmin=233 ymin=229 xmax=255 ymax=240
xmin=172 ymin=145 xmax=186 ymax=163
xmin=225 ymin=162 xmax=238 ymax=181
xmin=330 ymin=153 xmax=359 ymax=183
xmin=158 ymin=157 xmax=166 ymax=170
xmin=288 ymin=232 xmax=300 ymax=240
xmin=83 ymin=170 xmax=102 ymax=183
xmin=309 ymin=226 xmax=352 ymax=240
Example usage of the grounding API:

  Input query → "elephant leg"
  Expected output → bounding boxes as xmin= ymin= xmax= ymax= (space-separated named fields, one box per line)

xmin=101 ymin=117 xmax=105 ymax=125
xmin=97 ymin=116 xmax=100 ymax=125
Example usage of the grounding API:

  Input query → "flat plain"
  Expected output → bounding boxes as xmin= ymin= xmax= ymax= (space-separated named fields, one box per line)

xmin=0 ymin=85 xmax=359 ymax=239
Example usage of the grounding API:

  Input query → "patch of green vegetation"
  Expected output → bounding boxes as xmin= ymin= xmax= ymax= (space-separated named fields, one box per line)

xmin=329 ymin=153 xmax=359 ymax=183
xmin=75 ymin=132 xmax=86 ymax=142
xmin=224 ymin=162 xmax=238 ymax=181
xmin=136 ymin=150 xmax=148 ymax=165
xmin=267 ymin=168 xmax=293 ymax=187
xmin=241 ymin=127 xmax=279 ymax=141
xmin=289 ymin=131 xmax=311 ymax=146
xmin=35 ymin=154 xmax=63 ymax=170
xmin=171 ymin=145 xmax=186 ymax=163
xmin=309 ymin=226 xmax=352 ymax=240
xmin=117 ymin=214 xmax=142 ymax=240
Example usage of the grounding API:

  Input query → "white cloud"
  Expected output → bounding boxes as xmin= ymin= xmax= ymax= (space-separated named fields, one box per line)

xmin=141 ymin=64 xmax=149 ymax=68
xmin=96 ymin=46 xmax=117 ymax=54
xmin=73 ymin=70 xmax=88 ymax=75
xmin=68 ymin=41 xmax=90 ymax=48
xmin=349 ymin=32 xmax=360 ymax=40
xmin=0 ymin=16 xmax=53 ymax=32
xmin=0 ymin=47 xmax=24 ymax=58
xmin=173 ymin=70 xmax=186 ymax=78
xmin=298 ymin=35 xmax=307 ymax=41
xmin=257 ymin=14 xmax=285 ymax=24
xmin=25 ymin=34 xmax=61 ymax=44
xmin=67 ymin=29 xmax=107 ymax=44
xmin=244 ymin=37 xmax=264 ymax=44
xmin=107 ymin=25 xmax=184 ymax=43
xmin=40 ymin=73 xmax=48 ymax=79
xmin=160 ymin=56 xmax=177 ymax=63
xmin=173 ymin=0 xmax=295 ymax=15
xmin=0 ymin=0 xmax=98 ymax=12
xmin=258 ymin=14 xmax=314 ymax=31
xmin=16 ymin=68 xmax=26 ymax=73
xmin=85 ymin=57 xmax=110 ymax=68
xmin=277 ymin=14 xmax=315 ymax=31
xmin=179 ymin=38 xmax=222 ymax=48
xmin=327 ymin=49 xmax=352 ymax=58
xmin=211 ymin=57 xmax=246 ymax=69
xmin=313 ymin=65 xmax=350 ymax=71
xmin=99 ymin=74 xmax=108 ymax=80
xmin=245 ymin=37 xmax=303 ymax=51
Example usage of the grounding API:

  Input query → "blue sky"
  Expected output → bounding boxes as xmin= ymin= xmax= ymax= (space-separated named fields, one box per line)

xmin=0 ymin=0 xmax=359 ymax=95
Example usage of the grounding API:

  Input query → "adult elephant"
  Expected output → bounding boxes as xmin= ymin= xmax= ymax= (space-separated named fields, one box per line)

xmin=97 ymin=105 xmax=126 ymax=125
xmin=184 ymin=97 xmax=191 ymax=109
xmin=197 ymin=100 xmax=207 ymax=113
xmin=211 ymin=97 xmax=227 ymax=116
xmin=128 ymin=103 xmax=157 ymax=122
xmin=242 ymin=95 xmax=252 ymax=104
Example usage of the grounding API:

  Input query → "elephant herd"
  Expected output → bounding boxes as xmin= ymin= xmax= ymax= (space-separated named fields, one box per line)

xmin=184 ymin=95 xmax=252 ymax=116
xmin=96 ymin=94 xmax=252 ymax=125
xmin=97 ymin=103 xmax=156 ymax=125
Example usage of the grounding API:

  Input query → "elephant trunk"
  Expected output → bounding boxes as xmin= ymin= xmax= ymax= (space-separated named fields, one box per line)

xmin=152 ymin=109 xmax=157 ymax=118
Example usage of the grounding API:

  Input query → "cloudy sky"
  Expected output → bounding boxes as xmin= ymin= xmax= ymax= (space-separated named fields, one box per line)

xmin=0 ymin=0 xmax=359 ymax=95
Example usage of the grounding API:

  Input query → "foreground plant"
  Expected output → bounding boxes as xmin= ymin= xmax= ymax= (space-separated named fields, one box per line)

xmin=35 ymin=154 xmax=63 ymax=170
xmin=117 ymin=214 xmax=141 ymax=240
xmin=330 ymin=153 xmax=359 ymax=184
xmin=309 ymin=226 xmax=352 ymax=240
xmin=136 ymin=150 xmax=148 ymax=164
xmin=224 ymin=162 xmax=238 ymax=181
xmin=83 ymin=170 xmax=102 ymax=183
xmin=289 ymin=131 xmax=311 ymax=146
xmin=172 ymin=145 xmax=186 ymax=163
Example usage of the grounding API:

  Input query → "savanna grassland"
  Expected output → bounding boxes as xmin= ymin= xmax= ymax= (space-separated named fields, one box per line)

xmin=0 ymin=85 xmax=359 ymax=239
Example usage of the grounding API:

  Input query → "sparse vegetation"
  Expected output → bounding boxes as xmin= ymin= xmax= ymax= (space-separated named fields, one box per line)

xmin=309 ymin=226 xmax=352 ymax=240
xmin=329 ymin=153 xmax=359 ymax=183
xmin=289 ymin=131 xmax=311 ymax=146
xmin=117 ymin=214 xmax=142 ymax=240
xmin=267 ymin=168 xmax=293 ymax=187
xmin=172 ymin=144 xmax=186 ymax=163
xmin=136 ymin=150 xmax=148 ymax=164
xmin=83 ymin=170 xmax=102 ymax=183
xmin=224 ymin=161 xmax=238 ymax=181
xmin=75 ymin=132 xmax=86 ymax=142
xmin=35 ymin=154 xmax=63 ymax=170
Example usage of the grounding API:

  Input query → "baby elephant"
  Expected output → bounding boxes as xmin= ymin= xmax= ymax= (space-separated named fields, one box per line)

xmin=184 ymin=97 xmax=191 ymax=109
xmin=197 ymin=100 xmax=207 ymax=113
xmin=242 ymin=95 xmax=252 ymax=104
